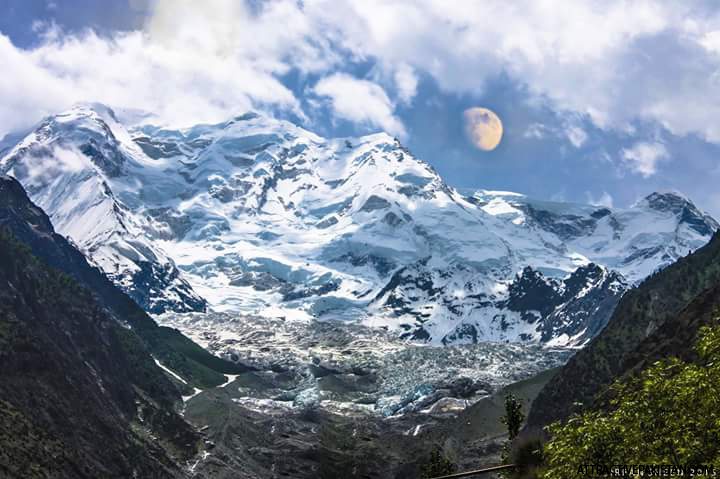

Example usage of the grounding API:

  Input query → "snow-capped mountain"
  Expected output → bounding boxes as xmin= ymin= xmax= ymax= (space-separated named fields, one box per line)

xmin=0 ymin=105 xmax=206 ymax=313
xmin=373 ymin=260 xmax=626 ymax=346
xmin=469 ymin=189 xmax=717 ymax=281
xmin=1 ymin=104 xmax=716 ymax=346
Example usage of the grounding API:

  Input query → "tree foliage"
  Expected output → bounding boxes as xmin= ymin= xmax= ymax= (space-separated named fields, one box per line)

xmin=420 ymin=448 xmax=456 ymax=478
xmin=502 ymin=393 xmax=525 ymax=441
xmin=500 ymin=393 xmax=527 ymax=478
xmin=541 ymin=324 xmax=720 ymax=479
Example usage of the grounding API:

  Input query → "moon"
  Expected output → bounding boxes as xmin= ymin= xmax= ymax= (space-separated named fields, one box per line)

xmin=463 ymin=107 xmax=503 ymax=151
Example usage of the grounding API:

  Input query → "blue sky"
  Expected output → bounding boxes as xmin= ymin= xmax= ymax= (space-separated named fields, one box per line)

xmin=3 ymin=0 xmax=720 ymax=215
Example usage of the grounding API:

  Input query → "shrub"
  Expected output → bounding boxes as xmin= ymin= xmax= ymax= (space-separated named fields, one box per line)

xmin=541 ymin=323 xmax=720 ymax=478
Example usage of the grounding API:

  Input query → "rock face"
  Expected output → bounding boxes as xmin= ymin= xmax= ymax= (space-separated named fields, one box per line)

xmin=373 ymin=260 xmax=625 ymax=346
xmin=0 ymin=104 xmax=205 ymax=314
xmin=2 ymin=104 xmax=717 ymax=346
xmin=0 ymin=175 xmax=242 ymax=389
xmin=508 ymin=263 xmax=626 ymax=344
xmin=0 ymin=217 xmax=198 ymax=478
xmin=527 ymin=231 xmax=720 ymax=429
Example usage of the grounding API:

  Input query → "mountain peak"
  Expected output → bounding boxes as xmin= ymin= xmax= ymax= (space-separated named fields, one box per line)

xmin=39 ymin=102 xmax=124 ymax=136
xmin=638 ymin=190 xmax=693 ymax=211
xmin=635 ymin=190 xmax=718 ymax=238
xmin=2 ymin=109 xmax=718 ymax=346
xmin=67 ymin=101 xmax=118 ymax=119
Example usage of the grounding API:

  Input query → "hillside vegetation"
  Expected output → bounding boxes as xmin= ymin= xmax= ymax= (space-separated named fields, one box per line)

xmin=541 ymin=322 xmax=720 ymax=478
xmin=0 ymin=231 xmax=197 ymax=478
xmin=528 ymin=232 xmax=720 ymax=427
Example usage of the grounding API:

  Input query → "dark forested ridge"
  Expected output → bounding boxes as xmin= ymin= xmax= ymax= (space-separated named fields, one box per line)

xmin=0 ymin=230 xmax=199 ymax=478
xmin=0 ymin=175 xmax=245 ymax=390
xmin=528 ymin=231 xmax=720 ymax=428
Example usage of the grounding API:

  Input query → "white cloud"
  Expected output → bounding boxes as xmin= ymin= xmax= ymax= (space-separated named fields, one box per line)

xmin=53 ymin=146 xmax=90 ymax=173
xmin=699 ymin=30 xmax=720 ymax=54
xmin=4 ymin=0 xmax=720 ymax=145
xmin=12 ymin=145 xmax=90 ymax=187
xmin=586 ymin=191 xmax=614 ymax=208
xmin=566 ymin=126 xmax=588 ymax=148
xmin=621 ymin=141 xmax=669 ymax=177
xmin=0 ymin=0 xmax=324 ymax=137
xmin=523 ymin=122 xmax=587 ymax=148
xmin=305 ymin=0 xmax=720 ymax=142
xmin=393 ymin=63 xmax=418 ymax=105
xmin=313 ymin=73 xmax=406 ymax=137
xmin=523 ymin=123 xmax=549 ymax=140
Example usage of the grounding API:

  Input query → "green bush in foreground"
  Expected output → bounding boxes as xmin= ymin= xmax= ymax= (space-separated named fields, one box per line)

xmin=541 ymin=324 xmax=720 ymax=478
xmin=420 ymin=448 xmax=456 ymax=478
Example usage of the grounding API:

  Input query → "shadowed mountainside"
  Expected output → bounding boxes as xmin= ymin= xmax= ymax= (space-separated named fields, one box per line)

xmin=0 ymin=175 xmax=245 ymax=390
xmin=528 ymin=231 xmax=720 ymax=428
xmin=0 ymin=229 xmax=200 ymax=478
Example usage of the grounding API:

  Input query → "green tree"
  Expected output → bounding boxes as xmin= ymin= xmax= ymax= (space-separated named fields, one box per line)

xmin=500 ymin=393 xmax=527 ymax=478
xmin=502 ymin=393 xmax=525 ymax=441
xmin=420 ymin=448 xmax=456 ymax=478
xmin=541 ymin=324 xmax=720 ymax=479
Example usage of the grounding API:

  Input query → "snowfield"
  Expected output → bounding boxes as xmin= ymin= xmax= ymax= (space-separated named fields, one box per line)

xmin=1 ymin=103 xmax=716 ymax=347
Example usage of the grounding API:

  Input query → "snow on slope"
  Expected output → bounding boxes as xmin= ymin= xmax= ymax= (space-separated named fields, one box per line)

xmin=471 ymin=190 xmax=717 ymax=282
xmin=0 ymin=104 xmax=206 ymax=313
xmin=1 ymin=104 xmax=716 ymax=346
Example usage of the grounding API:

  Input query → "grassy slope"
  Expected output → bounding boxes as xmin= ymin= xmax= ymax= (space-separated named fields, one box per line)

xmin=452 ymin=367 xmax=561 ymax=441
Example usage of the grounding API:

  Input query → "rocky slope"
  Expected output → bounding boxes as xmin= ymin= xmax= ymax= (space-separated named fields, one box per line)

xmin=374 ymin=261 xmax=626 ymax=346
xmin=2 ymin=104 xmax=716 ymax=346
xmin=0 ymin=227 xmax=198 ymax=478
xmin=174 ymin=350 xmax=562 ymax=478
xmin=0 ymin=174 xmax=243 ymax=389
xmin=527 ymin=231 xmax=720 ymax=428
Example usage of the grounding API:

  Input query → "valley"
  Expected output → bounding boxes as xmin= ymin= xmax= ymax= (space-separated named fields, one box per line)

xmin=1 ymin=103 xmax=719 ymax=478
xmin=5 ymin=3 xmax=720 ymax=477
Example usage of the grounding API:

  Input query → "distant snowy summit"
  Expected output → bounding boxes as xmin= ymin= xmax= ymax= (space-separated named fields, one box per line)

xmin=2 ymin=104 xmax=716 ymax=346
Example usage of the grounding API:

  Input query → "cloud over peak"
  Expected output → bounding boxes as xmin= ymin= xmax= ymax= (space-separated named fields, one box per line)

xmin=621 ymin=141 xmax=669 ymax=178
xmin=313 ymin=73 xmax=406 ymax=137
xmin=3 ymin=0 xmax=720 ymax=147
